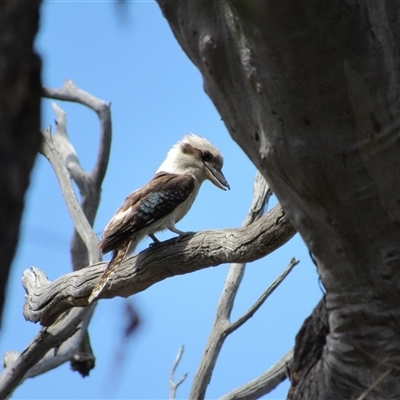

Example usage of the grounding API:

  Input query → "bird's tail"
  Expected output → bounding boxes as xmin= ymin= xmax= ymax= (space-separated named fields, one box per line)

xmin=88 ymin=238 xmax=131 ymax=303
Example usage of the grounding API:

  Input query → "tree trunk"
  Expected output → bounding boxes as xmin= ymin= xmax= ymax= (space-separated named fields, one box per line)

xmin=0 ymin=1 xmax=42 ymax=326
xmin=156 ymin=1 xmax=400 ymax=398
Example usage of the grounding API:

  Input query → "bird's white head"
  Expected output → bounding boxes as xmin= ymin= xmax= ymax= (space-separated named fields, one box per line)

xmin=157 ymin=133 xmax=230 ymax=190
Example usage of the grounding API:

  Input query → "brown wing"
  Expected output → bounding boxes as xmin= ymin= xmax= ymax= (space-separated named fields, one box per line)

xmin=99 ymin=172 xmax=195 ymax=254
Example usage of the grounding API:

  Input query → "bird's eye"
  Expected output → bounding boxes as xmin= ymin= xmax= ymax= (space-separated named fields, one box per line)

xmin=202 ymin=151 xmax=212 ymax=162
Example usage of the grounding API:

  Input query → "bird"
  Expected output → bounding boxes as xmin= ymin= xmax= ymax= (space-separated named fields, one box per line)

xmin=88 ymin=133 xmax=230 ymax=303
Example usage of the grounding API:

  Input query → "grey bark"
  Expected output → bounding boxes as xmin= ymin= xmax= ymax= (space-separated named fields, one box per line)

xmin=220 ymin=348 xmax=294 ymax=400
xmin=1 ymin=88 xmax=109 ymax=397
xmin=156 ymin=1 xmax=400 ymax=398
xmin=23 ymin=203 xmax=295 ymax=326
xmin=0 ymin=0 xmax=42 ymax=327
xmin=191 ymin=173 xmax=298 ymax=399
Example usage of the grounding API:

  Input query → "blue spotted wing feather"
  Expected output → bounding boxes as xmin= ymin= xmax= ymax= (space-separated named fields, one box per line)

xmin=99 ymin=172 xmax=195 ymax=254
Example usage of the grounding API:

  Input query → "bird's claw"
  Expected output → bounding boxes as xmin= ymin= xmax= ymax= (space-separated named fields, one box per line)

xmin=148 ymin=234 xmax=161 ymax=247
xmin=175 ymin=231 xmax=195 ymax=243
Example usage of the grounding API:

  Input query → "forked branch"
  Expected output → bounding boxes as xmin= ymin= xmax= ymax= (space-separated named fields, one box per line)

xmin=0 ymin=82 xmax=111 ymax=398
xmin=169 ymin=346 xmax=188 ymax=400
xmin=190 ymin=174 xmax=298 ymax=399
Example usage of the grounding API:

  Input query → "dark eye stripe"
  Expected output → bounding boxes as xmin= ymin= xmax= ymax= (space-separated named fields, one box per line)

xmin=202 ymin=151 xmax=212 ymax=162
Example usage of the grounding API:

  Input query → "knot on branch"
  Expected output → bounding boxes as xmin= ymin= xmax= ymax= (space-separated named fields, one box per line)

xmin=200 ymin=34 xmax=218 ymax=74
xmin=22 ymin=267 xmax=52 ymax=323
xmin=3 ymin=350 xmax=19 ymax=369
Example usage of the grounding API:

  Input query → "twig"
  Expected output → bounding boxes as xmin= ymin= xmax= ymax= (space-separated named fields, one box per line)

xmin=190 ymin=173 xmax=297 ymax=400
xmin=227 ymin=257 xmax=299 ymax=334
xmin=220 ymin=348 xmax=294 ymax=400
xmin=43 ymin=80 xmax=112 ymax=190
xmin=169 ymin=346 xmax=188 ymax=400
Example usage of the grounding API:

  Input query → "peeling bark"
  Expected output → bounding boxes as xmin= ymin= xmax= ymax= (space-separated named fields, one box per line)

xmin=157 ymin=1 xmax=400 ymax=398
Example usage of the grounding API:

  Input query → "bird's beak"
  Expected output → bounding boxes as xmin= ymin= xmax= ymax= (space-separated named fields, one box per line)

xmin=204 ymin=162 xmax=230 ymax=191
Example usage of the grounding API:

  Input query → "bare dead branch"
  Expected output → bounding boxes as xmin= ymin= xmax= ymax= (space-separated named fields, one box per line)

xmin=45 ymin=86 xmax=111 ymax=376
xmin=227 ymin=257 xmax=299 ymax=334
xmin=169 ymin=346 xmax=188 ymax=400
xmin=0 ymin=306 xmax=93 ymax=399
xmin=42 ymin=80 xmax=112 ymax=190
xmin=49 ymin=100 xmax=100 ymax=374
xmin=219 ymin=348 xmax=294 ymax=400
xmin=51 ymin=103 xmax=91 ymax=195
xmin=44 ymin=81 xmax=111 ymax=271
xmin=23 ymin=202 xmax=295 ymax=327
xmin=40 ymin=127 xmax=100 ymax=265
xmin=189 ymin=173 xmax=271 ymax=400
xmin=0 ymin=87 xmax=110 ymax=397
xmin=3 ymin=305 xmax=95 ymax=381
xmin=190 ymin=174 xmax=296 ymax=399
xmin=242 ymin=172 xmax=272 ymax=227
xmin=0 ymin=128 xmax=100 ymax=397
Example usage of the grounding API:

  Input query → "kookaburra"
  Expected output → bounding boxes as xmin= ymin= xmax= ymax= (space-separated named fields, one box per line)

xmin=88 ymin=134 xmax=229 ymax=303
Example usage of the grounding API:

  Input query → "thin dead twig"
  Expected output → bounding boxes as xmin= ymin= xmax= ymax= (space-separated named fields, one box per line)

xmin=227 ymin=257 xmax=299 ymax=334
xmin=169 ymin=346 xmax=188 ymax=400
xmin=220 ymin=348 xmax=294 ymax=400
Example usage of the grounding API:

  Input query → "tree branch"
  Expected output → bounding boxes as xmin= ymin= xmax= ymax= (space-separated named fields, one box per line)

xmin=0 ymin=306 xmax=93 ymax=399
xmin=0 ymin=84 xmax=111 ymax=396
xmin=40 ymin=127 xmax=100 ymax=265
xmin=220 ymin=348 xmax=294 ymax=400
xmin=190 ymin=172 xmax=272 ymax=399
xmin=43 ymin=80 xmax=112 ymax=190
xmin=43 ymin=81 xmax=112 ymax=270
xmin=51 ymin=102 xmax=91 ymax=196
xmin=44 ymin=83 xmax=112 ymax=375
xmin=189 ymin=173 xmax=297 ymax=399
xmin=189 ymin=254 xmax=297 ymax=399
xmin=0 ymin=128 xmax=100 ymax=396
xmin=3 ymin=305 xmax=95 ymax=381
xmin=227 ymin=257 xmax=299 ymax=334
xmin=169 ymin=346 xmax=188 ymax=400
xmin=22 ymin=203 xmax=296 ymax=327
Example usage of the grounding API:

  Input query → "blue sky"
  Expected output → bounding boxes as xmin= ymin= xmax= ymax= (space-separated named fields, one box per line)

xmin=1 ymin=2 xmax=321 ymax=399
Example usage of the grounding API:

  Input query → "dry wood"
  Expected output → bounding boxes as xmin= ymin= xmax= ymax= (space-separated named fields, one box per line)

xmin=156 ymin=1 xmax=400 ymax=398
xmin=0 ymin=82 xmax=111 ymax=398
xmin=23 ymin=203 xmax=296 ymax=327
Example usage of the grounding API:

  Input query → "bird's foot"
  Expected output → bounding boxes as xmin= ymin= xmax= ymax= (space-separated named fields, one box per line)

xmin=174 ymin=231 xmax=195 ymax=243
xmin=148 ymin=234 xmax=161 ymax=247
